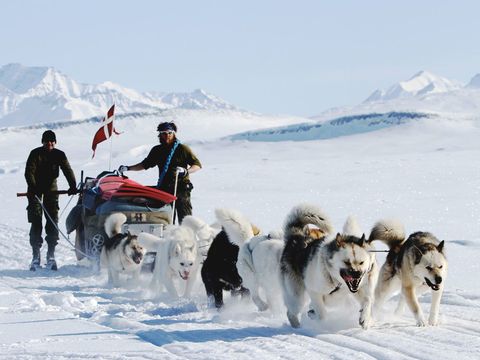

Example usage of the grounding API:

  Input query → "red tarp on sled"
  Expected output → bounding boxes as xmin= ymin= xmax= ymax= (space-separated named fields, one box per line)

xmin=98 ymin=176 xmax=176 ymax=204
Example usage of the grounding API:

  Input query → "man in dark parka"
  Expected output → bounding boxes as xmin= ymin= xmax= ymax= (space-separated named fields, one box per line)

xmin=25 ymin=130 xmax=77 ymax=270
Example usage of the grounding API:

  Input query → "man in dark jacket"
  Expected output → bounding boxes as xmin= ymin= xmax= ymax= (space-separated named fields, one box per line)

xmin=119 ymin=122 xmax=202 ymax=223
xmin=25 ymin=130 xmax=77 ymax=270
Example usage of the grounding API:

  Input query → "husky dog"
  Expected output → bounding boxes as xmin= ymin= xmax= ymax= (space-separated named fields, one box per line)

xmin=138 ymin=225 xmax=199 ymax=298
xmin=370 ymin=220 xmax=447 ymax=326
xmin=237 ymin=230 xmax=285 ymax=312
xmin=201 ymin=208 xmax=258 ymax=308
xmin=280 ymin=204 xmax=378 ymax=329
xmin=181 ymin=215 xmax=221 ymax=262
xmin=102 ymin=213 xmax=145 ymax=286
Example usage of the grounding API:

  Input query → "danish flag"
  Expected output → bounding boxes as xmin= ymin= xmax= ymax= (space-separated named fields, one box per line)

xmin=91 ymin=104 xmax=120 ymax=158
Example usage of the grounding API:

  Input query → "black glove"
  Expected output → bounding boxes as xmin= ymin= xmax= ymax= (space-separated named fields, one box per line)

xmin=176 ymin=167 xmax=188 ymax=178
xmin=67 ymin=187 xmax=77 ymax=196
xmin=118 ymin=165 xmax=129 ymax=173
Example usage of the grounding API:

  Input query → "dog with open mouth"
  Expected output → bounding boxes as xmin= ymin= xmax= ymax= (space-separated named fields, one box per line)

xmin=370 ymin=219 xmax=447 ymax=326
xmin=280 ymin=204 xmax=378 ymax=329
xmin=102 ymin=213 xmax=146 ymax=287
xmin=138 ymin=225 xmax=199 ymax=298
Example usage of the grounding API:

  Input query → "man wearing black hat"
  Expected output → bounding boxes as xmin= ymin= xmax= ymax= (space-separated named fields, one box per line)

xmin=24 ymin=130 xmax=77 ymax=270
xmin=118 ymin=122 xmax=202 ymax=223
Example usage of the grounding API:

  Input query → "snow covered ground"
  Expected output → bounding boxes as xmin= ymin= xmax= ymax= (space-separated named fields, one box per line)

xmin=0 ymin=114 xmax=479 ymax=359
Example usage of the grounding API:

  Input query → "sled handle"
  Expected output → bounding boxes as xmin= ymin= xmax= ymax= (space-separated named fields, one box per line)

xmin=16 ymin=190 xmax=74 ymax=197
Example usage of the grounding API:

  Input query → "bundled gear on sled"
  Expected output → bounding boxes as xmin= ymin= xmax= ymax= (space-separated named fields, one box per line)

xmin=65 ymin=170 xmax=176 ymax=269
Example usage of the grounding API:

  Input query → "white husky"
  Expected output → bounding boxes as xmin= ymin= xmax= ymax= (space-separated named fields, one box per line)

xmin=138 ymin=225 xmax=199 ymax=298
xmin=237 ymin=230 xmax=285 ymax=312
xmin=102 ymin=213 xmax=145 ymax=287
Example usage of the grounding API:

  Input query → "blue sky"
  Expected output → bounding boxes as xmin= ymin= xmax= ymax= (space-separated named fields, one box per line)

xmin=1 ymin=0 xmax=479 ymax=116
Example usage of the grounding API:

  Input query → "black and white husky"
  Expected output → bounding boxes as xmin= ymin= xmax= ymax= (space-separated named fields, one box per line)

xmin=280 ymin=204 xmax=378 ymax=329
xmin=370 ymin=219 xmax=447 ymax=326
xmin=102 ymin=213 xmax=146 ymax=286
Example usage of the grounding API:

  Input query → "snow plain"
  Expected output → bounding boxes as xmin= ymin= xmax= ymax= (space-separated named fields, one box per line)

xmin=0 ymin=112 xmax=479 ymax=359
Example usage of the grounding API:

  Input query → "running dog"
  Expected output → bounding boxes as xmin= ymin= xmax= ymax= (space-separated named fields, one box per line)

xmin=138 ymin=225 xmax=199 ymax=298
xmin=370 ymin=219 xmax=447 ymax=326
xmin=237 ymin=230 xmax=285 ymax=312
xmin=280 ymin=204 xmax=378 ymax=329
xmin=201 ymin=208 xmax=259 ymax=308
xmin=102 ymin=213 xmax=145 ymax=287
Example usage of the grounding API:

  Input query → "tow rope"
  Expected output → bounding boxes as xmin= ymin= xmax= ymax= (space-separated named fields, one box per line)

xmin=34 ymin=195 xmax=96 ymax=261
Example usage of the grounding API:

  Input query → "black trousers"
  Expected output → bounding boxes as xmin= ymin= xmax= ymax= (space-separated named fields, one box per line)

xmin=27 ymin=193 xmax=59 ymax=250
xmin=174 ymin=191 xmax=192 ymax=224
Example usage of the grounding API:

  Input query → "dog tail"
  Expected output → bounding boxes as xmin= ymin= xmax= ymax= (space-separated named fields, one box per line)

xmin=182 ymin=215 xmax=219 ymax=241
xmin=137 ymin=232 xmax=162 ymax=252
xmin=342 ymin=215 xmax=363 ymax=237
xmin=104 ymin=213 xmax=127 ymax=238
xmin=238 ymin=231 xmax=283 ymax=280
xmin=368 ymin=219 xmax=406 ymax=248
xmin=215 ymin=208 xmax=255 ymax=246
xmin=283 ymin=203 xmax=334 ymax=240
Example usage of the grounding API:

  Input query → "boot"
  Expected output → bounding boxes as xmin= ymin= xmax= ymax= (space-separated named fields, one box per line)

xmin=30 ymin=248 xmax=41 ymax=271
xmin=46 ymin=245 xmax=57 ymax=271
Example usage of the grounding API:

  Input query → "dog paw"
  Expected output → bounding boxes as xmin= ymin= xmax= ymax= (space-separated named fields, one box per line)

xmin=416 ymin=318 xmax=427 ymax=327
xmin=359 ymin=315 xmax=373 ymax=329
xmin=287 ymin=311 xmax=301 ymax=328
xmin=428 ymin=316 xmax=439 ymax=326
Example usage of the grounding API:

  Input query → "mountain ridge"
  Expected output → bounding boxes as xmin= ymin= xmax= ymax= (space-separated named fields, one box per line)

xmin=0 ymin=63 xmax=238 ymax=126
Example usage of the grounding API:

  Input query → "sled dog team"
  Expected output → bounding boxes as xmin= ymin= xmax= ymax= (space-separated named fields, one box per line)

xmin=102 ymin=203 xmax=448 ymax=329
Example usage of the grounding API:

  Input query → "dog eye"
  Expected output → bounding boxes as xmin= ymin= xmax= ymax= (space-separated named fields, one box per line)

xmin=189 ymin=262 xmax=193 ymax=266
xmin=426 ymin=266 xmax=432 ymax=271
xmin=359 ymin=261 xmax=364 ymax=265
xmin=180 ymin=262 xmax=184 ymax=266
xmin=438 ymin=265 xmax=443 ymax=269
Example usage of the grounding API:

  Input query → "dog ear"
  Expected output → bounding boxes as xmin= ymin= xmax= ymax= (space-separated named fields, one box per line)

xmin=174 ymin=244 xmax=181 ymax=257
xmin=358 ymin=234 xmax=366 ymax=247
xmin=335 ymin=233 xmax=344 ymax=247
xmin=251 ymin=223 xmax=261 ymax=236
xmin=437 ymin=240 xmax=445 ymax=253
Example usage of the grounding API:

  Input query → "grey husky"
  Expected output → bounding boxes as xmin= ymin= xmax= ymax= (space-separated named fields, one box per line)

xmin=280 ymin=204 xmax=378 ymax=329
xmin=370 ymin=219 xmax=447 ymax=326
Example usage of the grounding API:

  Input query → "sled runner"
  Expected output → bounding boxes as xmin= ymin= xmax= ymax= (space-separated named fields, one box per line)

xmin=66 ymin=170 xmax=176 ymax=269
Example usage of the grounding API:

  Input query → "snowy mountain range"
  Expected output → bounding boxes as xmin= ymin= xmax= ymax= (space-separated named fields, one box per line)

xmin=0 ymin=63 xmax=237 ymax=127
xmin=307 ymin=70 xmax=480 ymax=130
xmin=2 ymin=63 xmax=480 ymax=142
xmin=364 ymin=71 xmax=462 ymax=102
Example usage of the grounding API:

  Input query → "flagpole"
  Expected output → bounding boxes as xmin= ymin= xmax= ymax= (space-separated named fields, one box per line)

xmin=108 ymin=133 xmax=113 ymax=171
xmin=108 ymin=103 xmax=115 ymax=171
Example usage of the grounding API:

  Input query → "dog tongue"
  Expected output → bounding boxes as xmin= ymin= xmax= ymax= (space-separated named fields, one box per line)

xmin=344 ymin=275 xmax=354 ymax=282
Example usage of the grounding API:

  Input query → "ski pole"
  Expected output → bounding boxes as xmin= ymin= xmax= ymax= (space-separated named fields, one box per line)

xmin=171 ymin=170 xmax=180 ymax=225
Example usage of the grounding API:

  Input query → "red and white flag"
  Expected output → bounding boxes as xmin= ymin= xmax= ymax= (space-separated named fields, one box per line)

xmin=91 ymin=104 xmax=120 ymax=158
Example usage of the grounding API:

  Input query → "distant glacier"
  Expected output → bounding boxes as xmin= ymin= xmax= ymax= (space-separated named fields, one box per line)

xmin=228 ymin=111 xmax=434 ymax=141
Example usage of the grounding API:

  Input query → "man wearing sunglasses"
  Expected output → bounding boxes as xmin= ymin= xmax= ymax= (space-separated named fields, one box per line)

xmin=118 ymin=122 xmax=202 ymax=223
